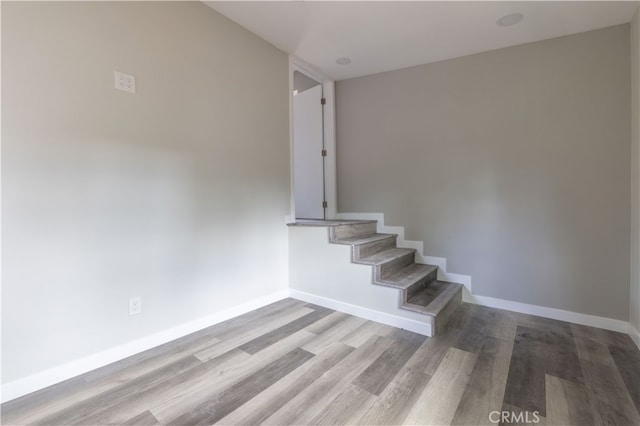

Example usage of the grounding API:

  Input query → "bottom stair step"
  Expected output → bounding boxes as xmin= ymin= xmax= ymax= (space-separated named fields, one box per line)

xmin=402 ymin=281 xmax=463 ymax=316
xmin=401 ymin=281 xmax=463 ymax=335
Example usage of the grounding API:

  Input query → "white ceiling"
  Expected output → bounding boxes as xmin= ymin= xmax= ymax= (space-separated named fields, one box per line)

xmin=206 ymin=1 xmax=639 ymax=81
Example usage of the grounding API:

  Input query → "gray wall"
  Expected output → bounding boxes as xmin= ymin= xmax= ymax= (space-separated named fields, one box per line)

xmin=2 ymin=1 xmax=289 ymax=384
xmin=336 ymin=25 xmax=631 ymax=320
xmin=294 ymin=70 xmax=321 ymax=93
xmin=631 ymin=8 xmax=640 ymax=332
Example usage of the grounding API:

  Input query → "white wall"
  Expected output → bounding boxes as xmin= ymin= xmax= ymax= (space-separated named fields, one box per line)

xmin=2 ymin=2 xmax=290 ymax=388
xmin=630 ymin=7 xmax=640 ymax=340
xmin=336 ymin=25 xmax=631 ymax=321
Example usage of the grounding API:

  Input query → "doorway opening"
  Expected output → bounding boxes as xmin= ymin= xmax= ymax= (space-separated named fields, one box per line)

xmin=290 ymin=58 xmax=337 ymax=222
xmin=293 ymin=71 xmax=325 ymax=219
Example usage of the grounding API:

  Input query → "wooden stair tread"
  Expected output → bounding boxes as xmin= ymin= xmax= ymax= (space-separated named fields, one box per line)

xmin=357 ymin=247 xmax=415 ymax=265
xmin=402 ymin=281 xmax=463 ymax=316
xmin=332 ymin=233 xmax=396 ymax=246
xmin=376 ymin=263 xmax=438 ymax=289
xmin=288 ymin=219 xmax=377 ymax=227
xmin=331 ymin=234 xmax=396 ymax=246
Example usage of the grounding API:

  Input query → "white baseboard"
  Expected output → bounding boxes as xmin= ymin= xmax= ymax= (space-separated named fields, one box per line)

xmin=1 ymin=289 xmax=290 ymax=404
xmin=629 ymin=323 xmax=640 ymax=350
xmin=336 ymin=212 xmax=633 ymax=337
xmin=468 ymin=293 xmax=629 ymax=333
xmin=288 ymin=289 xmax=432 ymax=336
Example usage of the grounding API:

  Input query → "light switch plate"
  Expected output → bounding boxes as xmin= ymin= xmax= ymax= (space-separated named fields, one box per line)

xmin=115 ymin=71 xmax=135 ymax=94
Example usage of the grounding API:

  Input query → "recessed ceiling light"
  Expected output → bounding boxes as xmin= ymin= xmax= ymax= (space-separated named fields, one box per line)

xmin=336 ymin=57 xmax=351 ymax=65
xmin=497 ymin=13 xmax=524 ymax=27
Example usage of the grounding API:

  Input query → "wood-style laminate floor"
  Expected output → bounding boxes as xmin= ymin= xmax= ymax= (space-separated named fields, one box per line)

xmin=2 ymin=298 xmax=639 ymax=426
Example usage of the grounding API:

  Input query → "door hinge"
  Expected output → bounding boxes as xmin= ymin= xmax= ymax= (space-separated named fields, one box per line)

xmin=321 ymin=149 xmax=327 ymax=157
xmin=322 ymin=201 xmax=328 ymax=208
xmin=321 ymin=97 xmax=326 ymax=105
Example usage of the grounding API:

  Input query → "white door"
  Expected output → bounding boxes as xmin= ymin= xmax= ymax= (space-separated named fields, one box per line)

xmin=294 ymin=84 xmax=325 ymax=219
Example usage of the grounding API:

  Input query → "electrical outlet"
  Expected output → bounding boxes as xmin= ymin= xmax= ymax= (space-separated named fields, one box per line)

xmin=115 ymin=71 xmax=136 ymax=94
xmin=129 ymin=297 xmax=141 ymax=316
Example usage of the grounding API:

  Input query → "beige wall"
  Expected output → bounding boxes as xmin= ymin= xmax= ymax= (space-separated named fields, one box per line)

xmin=631 ymin=7 xmax=640 ymax=333
xmin=337 ymin=25 xmax=631 ymax=320
xmin=2 ymin=1 xmax=289 ymax=384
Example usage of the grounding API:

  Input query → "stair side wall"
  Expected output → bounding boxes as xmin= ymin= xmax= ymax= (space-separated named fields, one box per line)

xmin=288 ymin=226 xmax=433 ymax=336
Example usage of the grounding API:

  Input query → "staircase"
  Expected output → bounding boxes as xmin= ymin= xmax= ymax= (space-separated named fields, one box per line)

xmin=293 ymin=219 xmax=463 ymax=336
